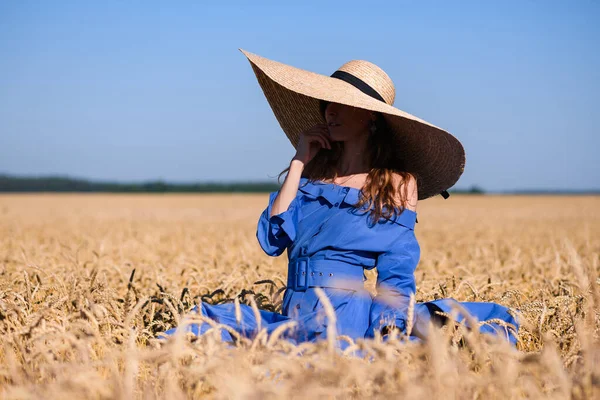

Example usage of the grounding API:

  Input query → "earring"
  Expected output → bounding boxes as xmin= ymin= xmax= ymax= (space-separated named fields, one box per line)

xmin=369 ymin=120 xmax=377 ymax=134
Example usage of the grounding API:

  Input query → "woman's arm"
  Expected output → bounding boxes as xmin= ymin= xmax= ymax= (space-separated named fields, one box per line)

xmin=367 ymin=228 xmax=420 ymax=337
xmin=256 ymin=123 xmax=331 ymax=255
xmin=256 ymin=190 xmax=299 ymax=256
xmin=367 ymin=173 xmax=420 ymax=336
xmin=270 ymin=122 xmax=332 ymax=217
xmin=269 ymin=158 xmax=305 ymax=217
xmin=255 ymin=159 xmax=305 ymax=256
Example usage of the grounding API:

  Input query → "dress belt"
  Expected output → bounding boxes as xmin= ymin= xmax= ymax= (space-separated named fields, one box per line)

xmin=287 ymin=257 xmax=366 ymax=292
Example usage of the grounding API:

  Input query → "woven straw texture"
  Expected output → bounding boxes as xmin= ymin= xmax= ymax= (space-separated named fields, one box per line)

xmin=240 ymin=48 xmax=465 ymax=200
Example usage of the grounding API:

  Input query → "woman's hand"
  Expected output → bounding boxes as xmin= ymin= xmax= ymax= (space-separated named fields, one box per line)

xmin=293 ymin=124 xmax=332 ymax=165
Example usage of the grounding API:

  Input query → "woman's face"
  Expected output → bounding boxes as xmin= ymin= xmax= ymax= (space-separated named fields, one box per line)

xmin=323 ymin=101 xmax=375 ymax=142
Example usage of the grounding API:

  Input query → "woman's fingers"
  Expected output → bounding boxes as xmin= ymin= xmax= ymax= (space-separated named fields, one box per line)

xmin=315 ymin=130 xmax=332 ymax=149
xmin=307 ymin=131 xmax=332 ymax=150
xmin=293 ymin=123 xmax=333 ymax=163
xmin=309 ymin=126 xmax=332 ymax=148
xmin=305 ymin=132 xmax=328 ymax=149
xmin=300 ymin=124 xmax=332 ymax=150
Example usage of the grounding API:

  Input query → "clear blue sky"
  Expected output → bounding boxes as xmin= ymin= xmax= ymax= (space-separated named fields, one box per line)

xmin=1 ymin=1 xmax=598 ymax=191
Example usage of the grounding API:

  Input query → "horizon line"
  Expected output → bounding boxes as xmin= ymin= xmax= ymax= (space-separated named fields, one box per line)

xmin=1 ymin=173 xmax=599 ymax=194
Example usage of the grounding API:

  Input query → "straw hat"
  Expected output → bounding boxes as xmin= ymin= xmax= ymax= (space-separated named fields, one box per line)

xmin=239 ymin=48 xmax=465 ymax=200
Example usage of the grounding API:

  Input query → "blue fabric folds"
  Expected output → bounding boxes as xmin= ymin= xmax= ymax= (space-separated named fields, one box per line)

xmin=256 ymin=191 xmax=300 ymax=256
xmin=163 ymin=178 xmax=520 ymax=346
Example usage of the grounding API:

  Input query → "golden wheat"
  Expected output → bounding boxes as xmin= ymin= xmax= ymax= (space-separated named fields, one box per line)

xmin=0 ymin=193 xmax=598 ymax=399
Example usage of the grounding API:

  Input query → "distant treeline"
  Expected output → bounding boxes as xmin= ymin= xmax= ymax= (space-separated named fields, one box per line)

xmin=0 ymin=175 xmax=493 ymax=194
xmin=0 ymin=175 xmax=280 ymax=193
xmin=5 ymin=175 xmax=596 ymax=194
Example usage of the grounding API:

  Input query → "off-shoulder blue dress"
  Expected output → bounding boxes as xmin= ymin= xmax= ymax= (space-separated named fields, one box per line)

xmin=164 ymin=178 xmax=519 ymax=345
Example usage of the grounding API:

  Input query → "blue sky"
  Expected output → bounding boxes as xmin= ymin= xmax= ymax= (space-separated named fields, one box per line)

xmin=0 ymin=1 xmax=598 ymax=191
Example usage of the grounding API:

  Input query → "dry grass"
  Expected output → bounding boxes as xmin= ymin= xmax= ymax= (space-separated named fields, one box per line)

xmin=0 ymin=193 xmax=598 ymax=399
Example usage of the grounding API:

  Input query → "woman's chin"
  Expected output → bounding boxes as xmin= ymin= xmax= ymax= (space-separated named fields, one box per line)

xmin=327 ymin=131 xmax=344 ymax=142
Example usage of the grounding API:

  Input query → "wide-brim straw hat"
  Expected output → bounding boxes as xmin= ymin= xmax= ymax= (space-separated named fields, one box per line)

xmin=239 ymin=48 xmax=465 ymax=200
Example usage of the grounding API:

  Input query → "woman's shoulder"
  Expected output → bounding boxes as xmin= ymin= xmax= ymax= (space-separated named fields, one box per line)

xmin=390 ymin=172 xmax=418 ymax=213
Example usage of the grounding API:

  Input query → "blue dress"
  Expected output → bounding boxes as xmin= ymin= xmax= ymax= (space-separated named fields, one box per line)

xmin=164 ymin=178 xmax=519 ymax=345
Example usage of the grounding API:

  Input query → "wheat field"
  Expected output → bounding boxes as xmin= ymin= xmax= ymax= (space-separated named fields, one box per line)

xmin=0 ymin=193 xmax=598 ymax=399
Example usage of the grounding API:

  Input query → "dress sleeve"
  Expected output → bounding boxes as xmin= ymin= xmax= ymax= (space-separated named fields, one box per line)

xmin=367 ymin=225 xmax=421 ymax=337
xmin=256 ymin=190 xmax=300 ymax=257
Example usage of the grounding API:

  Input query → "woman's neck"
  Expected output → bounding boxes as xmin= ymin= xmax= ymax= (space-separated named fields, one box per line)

xmin=337 ymin=136 xmax=370 ymax=176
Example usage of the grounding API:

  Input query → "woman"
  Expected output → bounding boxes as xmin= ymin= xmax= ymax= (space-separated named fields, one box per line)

xmin=163 ymin=49 xmax=519 ymax=346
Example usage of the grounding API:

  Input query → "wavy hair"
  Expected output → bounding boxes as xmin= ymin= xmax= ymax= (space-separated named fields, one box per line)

xmin=277 ymin=100 xmax=416 ymax=224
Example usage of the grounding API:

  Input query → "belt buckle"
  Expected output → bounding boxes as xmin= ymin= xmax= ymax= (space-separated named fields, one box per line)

xmin=294 ymin=256 xmax=309 ymax=291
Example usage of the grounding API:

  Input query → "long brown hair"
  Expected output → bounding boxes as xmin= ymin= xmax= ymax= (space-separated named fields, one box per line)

xmin=278 ymin=100 xmax=416 ymax=224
